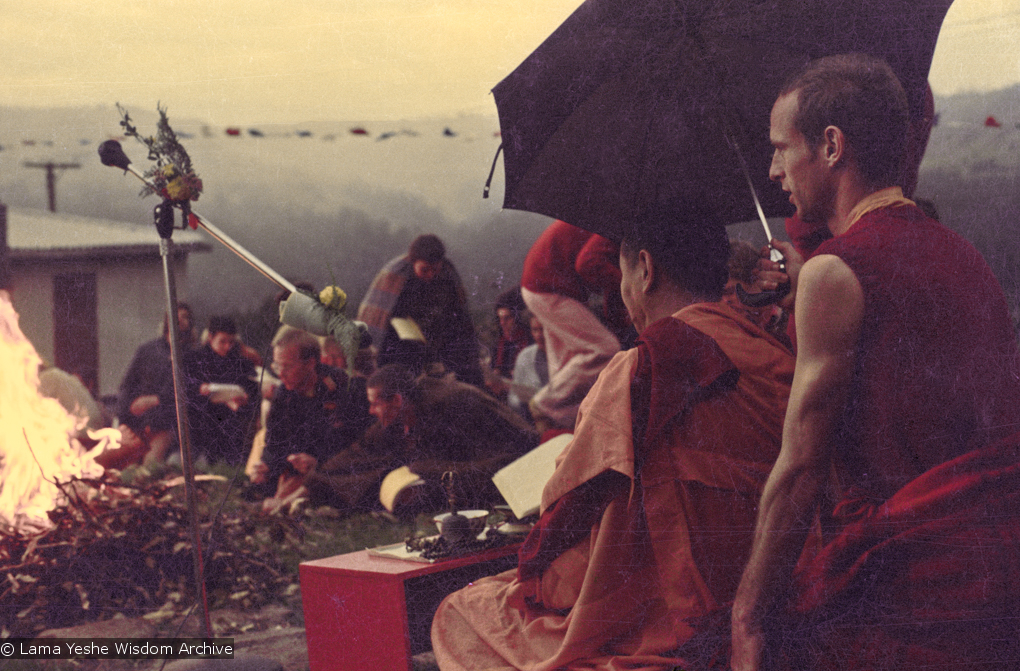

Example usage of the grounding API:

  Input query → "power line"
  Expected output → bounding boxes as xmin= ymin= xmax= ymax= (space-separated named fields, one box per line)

xmin=22 ymin=161 xmax=80 ymax=213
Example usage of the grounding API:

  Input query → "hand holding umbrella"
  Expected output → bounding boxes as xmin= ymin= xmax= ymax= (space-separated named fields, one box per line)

xmin=729 ymin=134 xmax=791 ymax=307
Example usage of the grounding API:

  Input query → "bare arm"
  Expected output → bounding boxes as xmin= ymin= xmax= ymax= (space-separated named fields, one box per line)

xmin=731 ymin=254 xmax=863 ymax=671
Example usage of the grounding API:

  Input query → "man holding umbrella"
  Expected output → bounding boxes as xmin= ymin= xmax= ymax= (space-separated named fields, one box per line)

xmin=731 ymin=54 xmax=1020 ymax=670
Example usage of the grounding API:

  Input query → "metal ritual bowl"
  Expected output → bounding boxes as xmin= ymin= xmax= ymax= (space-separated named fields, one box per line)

xmin=433 ymin=510 xmax=488 ymax=541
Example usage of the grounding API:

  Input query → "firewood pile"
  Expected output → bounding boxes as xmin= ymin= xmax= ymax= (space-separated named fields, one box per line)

xmin=0 ymin=471 xmax=298 ymax=638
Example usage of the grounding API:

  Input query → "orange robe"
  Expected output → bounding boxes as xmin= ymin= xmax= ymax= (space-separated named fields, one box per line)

xmin=431 ymin=302 xmax=794 ymax=670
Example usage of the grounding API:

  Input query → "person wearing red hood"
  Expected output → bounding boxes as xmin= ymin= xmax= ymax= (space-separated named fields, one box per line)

xmin=519 ymin=221 xmax=628 ymax=432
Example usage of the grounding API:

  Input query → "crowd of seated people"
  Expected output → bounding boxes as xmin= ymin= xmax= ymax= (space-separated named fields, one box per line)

xmin=100 ymin=233 xmax=567 ymax=518
xmin=101 ymin=228 xmax=792 ymax=526
xmin=99 ymin=227 xmax=675 ymax=513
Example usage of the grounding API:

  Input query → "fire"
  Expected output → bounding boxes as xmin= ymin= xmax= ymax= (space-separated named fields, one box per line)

xmin=0 ymin=291 xmax=113 ymax=535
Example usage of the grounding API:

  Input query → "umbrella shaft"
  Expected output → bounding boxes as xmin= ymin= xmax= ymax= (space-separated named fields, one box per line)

xmin=728 ymin=135 xmax=782 ymax=262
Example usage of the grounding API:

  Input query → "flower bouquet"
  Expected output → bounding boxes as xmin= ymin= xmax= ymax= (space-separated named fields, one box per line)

xmin=102 ymin=106 xmax=359 ymax=372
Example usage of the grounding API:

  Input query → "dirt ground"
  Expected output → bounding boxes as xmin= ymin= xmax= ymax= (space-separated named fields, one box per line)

xmin=23 ymin=600 xmax=306 ymax=671
xmin=18 ymin=591 xmax=438 ymax=664
xmin=20 ymin=589 xmax=441 ymax=671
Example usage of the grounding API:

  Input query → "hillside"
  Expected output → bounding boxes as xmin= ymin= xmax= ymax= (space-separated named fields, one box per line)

xmin=915 ymin=85 xmax=1020 ymax=312
xmin=2 ymin=88 xmax=1020 ymax=328
xmin=0 ymin=105 xmax=551 ymax=323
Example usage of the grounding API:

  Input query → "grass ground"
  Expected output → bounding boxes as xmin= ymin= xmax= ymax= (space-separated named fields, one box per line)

xmin=195 ymin=460 xmax=435 ymax=569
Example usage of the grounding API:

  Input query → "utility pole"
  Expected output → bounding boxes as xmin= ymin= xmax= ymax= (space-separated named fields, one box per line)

xmin=23 ymin=161 xmax=81 ymax=212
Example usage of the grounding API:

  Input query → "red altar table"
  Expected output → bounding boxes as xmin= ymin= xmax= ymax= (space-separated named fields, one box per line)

xmin=300 ymin=542 xmax=520 ymax=671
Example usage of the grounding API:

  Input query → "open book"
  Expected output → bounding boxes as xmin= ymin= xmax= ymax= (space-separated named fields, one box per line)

xmin=389 ymin=317 xmax=426 ymax=342
xmin=379 ymin=465 xmax=426 ymax=513
xmin=491 ymin=433 xmax=573 ymax=520
xmin=205 ymin=383 xmax=249 ymax=411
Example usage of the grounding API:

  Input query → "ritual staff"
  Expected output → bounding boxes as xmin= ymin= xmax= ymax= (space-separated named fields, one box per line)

xmin=431 ymin=206 xmax=795 ymax=670
xmin=731 ymin=54 xmax=1020 ymax=671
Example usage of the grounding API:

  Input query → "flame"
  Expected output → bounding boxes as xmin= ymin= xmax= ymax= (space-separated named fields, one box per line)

xmin=0 ymin=291 xmax=110 ymax=535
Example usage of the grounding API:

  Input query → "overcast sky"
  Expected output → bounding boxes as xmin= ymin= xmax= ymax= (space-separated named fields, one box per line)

xmin=0 ymin=0 xmax=1018 ymax=126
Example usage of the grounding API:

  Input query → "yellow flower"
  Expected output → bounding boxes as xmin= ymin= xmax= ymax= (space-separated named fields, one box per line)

xmin=165 ymin=177 xmax=192 ymax=201
xmin=319 ymin=285 xmax=347 ymax=311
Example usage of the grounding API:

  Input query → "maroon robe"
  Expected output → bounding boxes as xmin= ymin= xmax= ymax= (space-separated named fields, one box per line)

xmin=781 ymin=204 xmax=1020 ymax=669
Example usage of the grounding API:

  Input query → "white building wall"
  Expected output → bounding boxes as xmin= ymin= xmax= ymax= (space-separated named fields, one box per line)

xmin=97 ymin=256 xmax=190 ymax=399
xmin=10 ymin=255 xmax=190 ymax=400
xmin=9 ymin=268 xmax=54 ymax=366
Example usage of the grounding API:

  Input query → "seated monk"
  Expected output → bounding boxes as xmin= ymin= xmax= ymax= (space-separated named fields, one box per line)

xmin=430 ymin=205 xmax=795 ymax=670
xmin=731 ymin=55 xmax=1020 ymax=670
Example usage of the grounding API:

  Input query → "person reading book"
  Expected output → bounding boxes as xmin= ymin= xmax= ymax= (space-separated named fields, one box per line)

xmin=430 ymin=204 xmax=795 ymax=671
xmin=292 ymin=364 xmax=539 ymax=517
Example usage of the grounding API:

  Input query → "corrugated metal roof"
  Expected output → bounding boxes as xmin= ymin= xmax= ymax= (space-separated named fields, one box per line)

xmin=6 ymin=207 xmax=211 ymax=258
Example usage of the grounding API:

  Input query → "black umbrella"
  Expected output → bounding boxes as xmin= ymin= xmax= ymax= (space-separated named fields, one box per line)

xmin=491 ymin=0 xmax=953 ymax=241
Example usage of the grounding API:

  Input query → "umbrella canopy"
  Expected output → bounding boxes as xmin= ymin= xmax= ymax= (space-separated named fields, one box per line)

xmin=493 ymin=0 xmax=953 ymax=240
